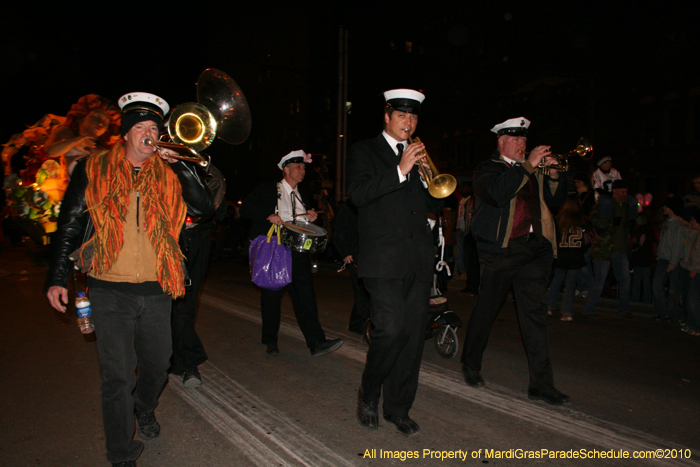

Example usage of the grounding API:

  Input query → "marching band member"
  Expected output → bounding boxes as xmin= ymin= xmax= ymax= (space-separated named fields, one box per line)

xmin=46 ymin=92 xmax=214 ymax=467
xmin=240 ymin=151 xmax=343 ymax=357
xmin=460 ymin=117 xmax=570 ymax=405
xmin=347 ymin=89 xmax=442 ymax=436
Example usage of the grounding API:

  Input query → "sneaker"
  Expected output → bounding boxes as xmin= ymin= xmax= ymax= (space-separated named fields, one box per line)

xmin=134 ymin=408 xmax=160 ymax=440
xmin=183 ymin=367 xmax=202 ymax=388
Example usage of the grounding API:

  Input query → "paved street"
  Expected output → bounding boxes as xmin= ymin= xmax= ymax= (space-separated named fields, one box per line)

xmin=1 ymin=242 xmax=699 ymax=466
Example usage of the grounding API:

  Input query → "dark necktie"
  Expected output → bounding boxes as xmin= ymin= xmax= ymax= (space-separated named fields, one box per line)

xmin=397 ymin=143 xmax=404 ymax=157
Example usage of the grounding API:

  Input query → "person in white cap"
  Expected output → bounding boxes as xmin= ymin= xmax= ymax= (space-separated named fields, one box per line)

xmin=592 ymin=155 xmax=621 ymax=200
xmin=45 ymin=92 xmax=214 ymax=467
xmin=347 ymin=88 xmax=442 ymax=436
xmin=460 ymin=117 xmax=570 ymax=406
xmin=240 ymin=150 xmax=343 ymax=358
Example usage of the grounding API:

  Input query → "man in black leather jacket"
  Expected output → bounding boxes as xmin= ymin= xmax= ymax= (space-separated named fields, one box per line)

xmin=45 ymin=93 xmax=213 ymax=467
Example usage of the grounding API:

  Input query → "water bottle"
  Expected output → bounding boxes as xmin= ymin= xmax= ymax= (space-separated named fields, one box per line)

xmin=76 ymin=292 xmax=94 ymax=334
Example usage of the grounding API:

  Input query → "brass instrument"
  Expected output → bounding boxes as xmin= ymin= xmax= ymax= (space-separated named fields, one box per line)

xmin=408 ymin=136 xmax=457 ymax=198
xmin=520 ymin=137 xmax=593 ymax=173
xmin=147 ymin=68 xmax=253 ymax=167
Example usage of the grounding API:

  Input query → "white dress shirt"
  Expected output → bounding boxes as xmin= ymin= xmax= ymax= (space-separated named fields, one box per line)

xmin=277 ymin=179 xmax=308 ymax=222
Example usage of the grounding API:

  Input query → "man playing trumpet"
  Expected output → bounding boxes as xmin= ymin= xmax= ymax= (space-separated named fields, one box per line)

xmin=460 ymin=117 xmax=569 ymax=405
xmin=347 ymin=89 xmax=442 ymax=435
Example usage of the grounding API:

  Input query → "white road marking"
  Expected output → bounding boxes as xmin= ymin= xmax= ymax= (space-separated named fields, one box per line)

xmin=198 ymin=292 xmax=699 ymax=467
xmin=170 ymin=363 xmax=354 ymax=467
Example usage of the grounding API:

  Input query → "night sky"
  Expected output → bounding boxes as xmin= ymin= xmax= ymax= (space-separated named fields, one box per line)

xmin=2 ymin=2 xmax=698 ymax=197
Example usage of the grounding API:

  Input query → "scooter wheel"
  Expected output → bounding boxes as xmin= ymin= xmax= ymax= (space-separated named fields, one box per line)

xmin=434 ymin=325 xmax=458 ymax=359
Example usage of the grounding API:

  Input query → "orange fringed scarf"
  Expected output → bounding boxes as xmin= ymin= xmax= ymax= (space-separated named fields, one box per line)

xmin=84 ymin=141 xmax=188 ymax=297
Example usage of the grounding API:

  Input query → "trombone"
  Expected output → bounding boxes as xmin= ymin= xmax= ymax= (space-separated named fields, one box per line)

xmin=520 ymin=137 xmax=594 ymax=173
xmin=408 ymin=136 xmax=457 ymax=198
xmin=145 ymin=68 xmax=252 ymax=167
xmin=144 ymin=102 xmax=216 ymax=167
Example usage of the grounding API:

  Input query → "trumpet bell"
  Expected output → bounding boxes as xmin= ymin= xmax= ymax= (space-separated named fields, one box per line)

xmin=429 ymin=174 xmax=458 ymax=199
xmin=168 ymin=102 xmax=217 ymax=153
xmin=574 ymin=138 xmax=594 ymax=160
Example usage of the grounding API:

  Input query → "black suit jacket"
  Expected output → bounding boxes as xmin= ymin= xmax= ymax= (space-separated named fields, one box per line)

xmin=240 ymin=181 xmax=315 ymax=240
xmin=347 ymin=134 xmax=441 ymax=281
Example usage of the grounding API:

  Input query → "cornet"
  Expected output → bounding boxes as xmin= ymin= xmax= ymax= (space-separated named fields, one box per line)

xmin=408 ymin=136 xmax=457 ymax=198
xmin=519 ymin=137 xmax=593 ymax=173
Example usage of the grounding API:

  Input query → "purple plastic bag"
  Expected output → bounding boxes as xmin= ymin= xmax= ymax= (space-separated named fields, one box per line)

xmin=249 ymin=226 xmax=292 ymax=290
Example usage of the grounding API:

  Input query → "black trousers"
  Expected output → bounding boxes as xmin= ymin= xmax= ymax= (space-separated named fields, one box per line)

xmin=91 ymin=288 xmax=172 ymax=464
xmin=260 ymin=251 xmax=325 ymax=348
xmin=348 ymin=264 xmax=372 ymax=332
xmin=171 ymin=228 xmax=210 ymax=373
xmin=362 ymin=273 xmax=431 ymax=418
xmin=461 ymin=236 xmax=555 ymax=390
xmin=463 ymin=232 xmax=480 ymax=291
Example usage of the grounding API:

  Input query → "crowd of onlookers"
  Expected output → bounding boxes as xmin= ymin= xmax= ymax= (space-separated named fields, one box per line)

xmin=449 ymin=157 xmax=700 ymax=337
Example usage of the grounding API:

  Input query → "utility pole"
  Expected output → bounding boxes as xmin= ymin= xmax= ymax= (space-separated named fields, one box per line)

xmin=335 ymin=26 xmax=349 ymax=204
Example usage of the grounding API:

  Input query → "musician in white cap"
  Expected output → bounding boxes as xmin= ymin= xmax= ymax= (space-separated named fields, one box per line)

xmin=45 ymin=92 xmax=214 ymax=467
xmin=347 ymin=88 xmax=442 ymax=435
xmin=460 ymin=117 xmax=570 ymax=405
xmin=240 ymin=150 xmax=343 ymax=357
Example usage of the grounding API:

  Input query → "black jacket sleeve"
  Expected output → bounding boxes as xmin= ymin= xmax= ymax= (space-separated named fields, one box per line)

xmin=169 ymin=160 xmax=215 ymax=218
xmin=44 ymin=162 xmax=91 ymax=291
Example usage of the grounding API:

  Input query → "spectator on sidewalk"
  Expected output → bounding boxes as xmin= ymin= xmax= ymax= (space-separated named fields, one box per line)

xmin=582 ymin=179 xmax=638 ymax=318
xmin=545 ymin=194 xmax=590 ymax=321
xmin=651 ymin=197 xmax=685 ymax=320
xmin=630 ymin=209 xmax=655 ymax=304
xmin=680 ymin=210 xmax=700 ymax=336
xmin=573 ymin=171 xmax=595 ymax=217
xmin=592 ymin=156 xmax=622 ymax=201
xmin=678 ymin=206 xmax=700 ymax=327
xmin=683 ymin=172 xmax=700 ymax=208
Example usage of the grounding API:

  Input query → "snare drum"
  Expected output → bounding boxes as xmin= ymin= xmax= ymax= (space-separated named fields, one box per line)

xmin=281 ymin=221 xmax=328 ymax=253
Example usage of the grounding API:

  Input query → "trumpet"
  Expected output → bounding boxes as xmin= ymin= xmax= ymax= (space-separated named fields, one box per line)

xmin=408 ymin=136 xmax=457 ymax=198
xmin=519 ymin=137 xmax=593 ymax=173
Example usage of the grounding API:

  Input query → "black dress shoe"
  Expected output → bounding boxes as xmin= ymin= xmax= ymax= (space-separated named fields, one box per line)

xmin=383 ymin=414 xmax=420 ymax=436
xmin=527 ymin=387 xmax=571 ymax=406
xmin=265 ymin=343 xmax=279 ymax=356
xmin=310 ymin=338 xmax=343 ymax=357
xmin=461 ymin=365 xmax=485 ymax=387
xmin=356 ymin=387 xmax=378 ymax=429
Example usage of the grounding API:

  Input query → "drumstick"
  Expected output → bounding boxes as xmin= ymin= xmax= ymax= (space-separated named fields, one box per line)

xmin=281 ymin=221 xmax=315 ymax=233
xmin=293 ymin=211 xmax=324 ymax=217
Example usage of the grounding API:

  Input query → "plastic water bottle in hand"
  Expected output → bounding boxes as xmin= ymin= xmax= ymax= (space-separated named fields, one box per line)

xmin=76 ymin=292 xmax=94 ymax=334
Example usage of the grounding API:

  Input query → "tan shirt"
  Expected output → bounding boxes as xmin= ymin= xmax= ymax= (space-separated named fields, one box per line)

xmin=89 ymin=190 xmax=159 ymax=283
